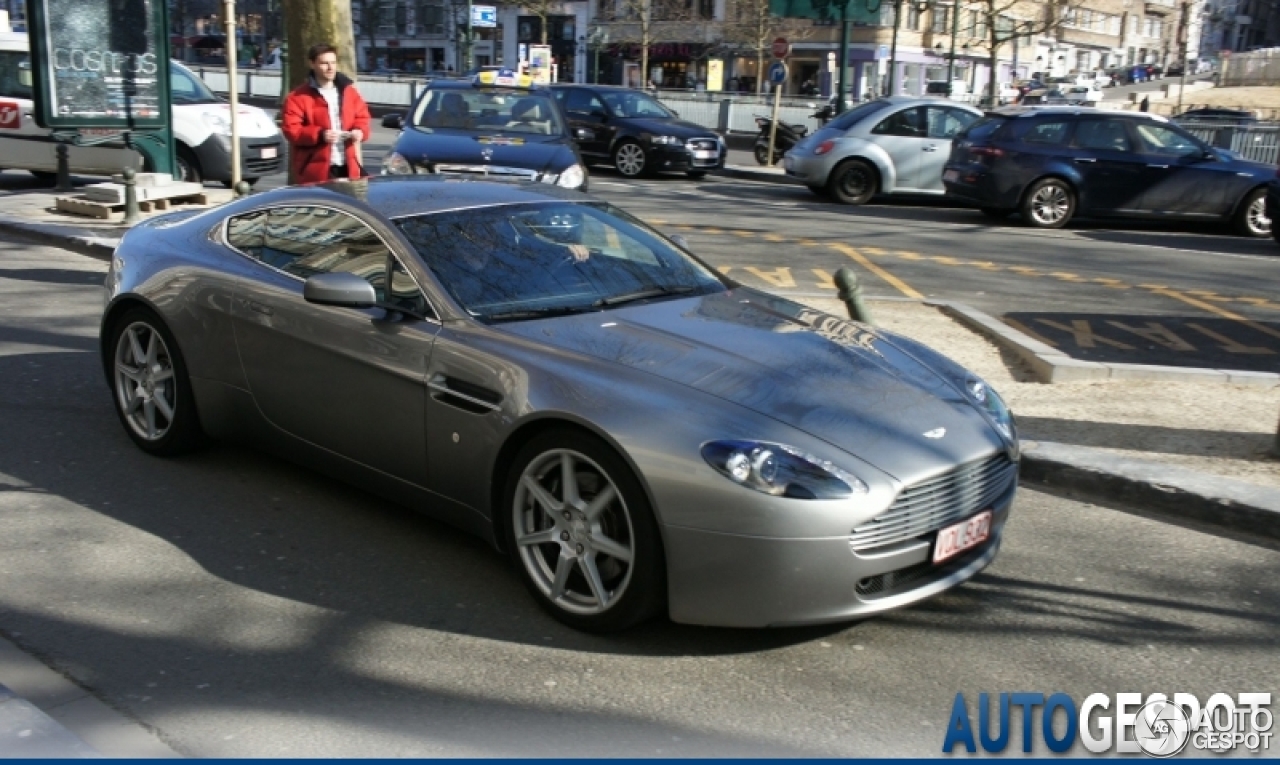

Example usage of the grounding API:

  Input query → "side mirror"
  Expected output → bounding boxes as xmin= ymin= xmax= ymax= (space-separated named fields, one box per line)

xmin=670 ymin=234 xmax=690 ymax=250
xmin=304 ymin=273 xmax=376 ymax=309
xmin=382 ymin=113 xmax=404 ymax=129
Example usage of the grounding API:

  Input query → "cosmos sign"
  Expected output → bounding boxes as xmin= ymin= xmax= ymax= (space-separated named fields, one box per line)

xmin=27 ymin=0 xmax=171 ymax=129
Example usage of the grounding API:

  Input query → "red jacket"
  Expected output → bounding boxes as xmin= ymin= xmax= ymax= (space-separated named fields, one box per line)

xmin=282 ymin=73 xmax=372 ymax=184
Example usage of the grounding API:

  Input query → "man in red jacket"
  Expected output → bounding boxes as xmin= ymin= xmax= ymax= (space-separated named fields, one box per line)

xmin=282 ymin=43 xmax=372 ymax=184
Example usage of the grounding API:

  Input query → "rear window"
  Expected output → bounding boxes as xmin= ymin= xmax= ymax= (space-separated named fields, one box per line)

xmin=958 ymin=116 xmax=1008 ymax=142
xmin=1016 ymin=119 xmax=1072 ymax=145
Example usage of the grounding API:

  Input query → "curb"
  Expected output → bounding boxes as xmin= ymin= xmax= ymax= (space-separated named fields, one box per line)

xmin=1020 ymin=441 xmax=1280 ymax=543
xmin=0 ymin=215 xmax=118 ymax=262
xmin=932 ymin=300 xmax=1280 ymax=388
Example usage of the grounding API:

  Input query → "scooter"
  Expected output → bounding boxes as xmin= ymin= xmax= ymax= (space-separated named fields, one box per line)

xmin=753 ymin=116 xmax=809 ymax=166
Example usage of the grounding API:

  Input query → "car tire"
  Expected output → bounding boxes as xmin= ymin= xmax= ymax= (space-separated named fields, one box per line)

xmin=503 ymin=428 xmax=665 ymax=633
xmin=175 ymin=147 xmax=203 ymax=184
xmin=1233 ymin=187 xmax=1271 ymax=237
xmin=613 ymin=141 xmax=649 ymax=178
xmin=686 ymin=170 xmax=707 ymax=179
xmin=1020 ymin=178 xmax=1075 ymax=229
xmin=107 ymin=307 xmax=206 ymax=456
xmin=828 ymin=159 xmax=878 ymax=206
xmin=979 ymin=207 xmax=1011 ymax=219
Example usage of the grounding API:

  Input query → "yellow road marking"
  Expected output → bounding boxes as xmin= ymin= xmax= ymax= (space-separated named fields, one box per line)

xmin=831 ymin=243 xmax=924 ymax=299
xmin=1035 ymin=319 xmax=1136 ymax=350
xmin=931 ymin=256 xmax=962 ymax=265
xmin=1092 ymin=278 xmax=1129 ymax=289
xmin=1236 ymin=297 xmax=1280 ymax=310
xmin=744 ymin=267 xmax=797 ymax=288
xmin=1009 ymin=266 xmax=1042 ymax=276
xmin=1049 ymin=272 xmax=1088 ymax=282
xmin=763 ymin=233 xmax=785 ymax=242
xmin=799 ymin=239 xmax=821 ymax=247
xmin=812 ymin=269 xmax=837 ymax=289
xmin=717 ymin=266 xmax=733 ymax=275
xmin=1186 ymin=323 xmax=1275 ymax=354
xmin=733 ymin=230 xmax=756 ymax=238
xmin=1003 ymin=317 xmax=1059 ymax=347
xmin=968 ymin=261 xmax=1003 ymax=270
xmin=897 ymin=251 xmax=926 ymax=260
xmin=1142 ymin=287 xmax=1280 ymax=343
xmin=860 ymin=247 xmax=887 ymax=256
xmin=1106 ymin=321 xmax=1197 ymax=351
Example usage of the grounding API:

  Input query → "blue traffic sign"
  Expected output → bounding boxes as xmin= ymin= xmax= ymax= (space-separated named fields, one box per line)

xmin=472 ymin=5 xmax=497 ymax=27
xmin=768 ymin=61 xmax=788 ymax=85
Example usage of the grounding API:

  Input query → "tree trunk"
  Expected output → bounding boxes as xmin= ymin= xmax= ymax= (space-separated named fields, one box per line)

xmin=281 ymin=0 xmax=356 ymax=183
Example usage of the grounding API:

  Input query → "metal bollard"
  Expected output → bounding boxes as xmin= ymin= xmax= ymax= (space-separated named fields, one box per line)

xmin=122 ymin=167 xmax=140 ymax=225
xmin=834 ymin=267 xmax=874 ymax=325
xmin=55 ymin=143 xmax=72 ymax=192
xmin=234 ymin=180 xmax=252 ymax=197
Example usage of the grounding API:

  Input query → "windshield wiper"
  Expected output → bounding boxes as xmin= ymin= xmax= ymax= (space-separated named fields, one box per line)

xmin=593 ymin=286 xmax=698 ymax=308
xmin=484 ymin=305 xmax=598 ymax=323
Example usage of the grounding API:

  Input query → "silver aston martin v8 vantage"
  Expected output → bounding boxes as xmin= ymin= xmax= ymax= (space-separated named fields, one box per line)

xmin=100 ymin=176 xmax=1019 ymax=631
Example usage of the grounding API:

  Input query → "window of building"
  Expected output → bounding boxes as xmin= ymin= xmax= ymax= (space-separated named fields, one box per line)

xmin=931 ymin=5 xmax=949 ymax=33
xmin=908 ymin=3 xmax=922 ymax=30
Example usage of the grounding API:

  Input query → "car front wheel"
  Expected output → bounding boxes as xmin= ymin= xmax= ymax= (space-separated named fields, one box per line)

xmin=1021 ymin=178 xmax=1075 ymax=228
xmin=613 ymin=141 xmax=649 ymax=177
xmin=108 ymin=307 xmax=205 ymax=456
xmin=1234 ymin=188 xmax=1271 ymax=237
xmin=504 ymin=428 xmax=665 ymax=632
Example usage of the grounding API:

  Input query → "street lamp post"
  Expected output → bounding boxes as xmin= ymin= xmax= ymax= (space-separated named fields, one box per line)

xmin=588 ymin=25 xmax=608 ymax=84
xmin=946 ymin=0 xmax=959 ymax=86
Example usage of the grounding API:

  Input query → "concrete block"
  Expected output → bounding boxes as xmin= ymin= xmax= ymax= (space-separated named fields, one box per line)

xmin=108 ymin=172 xmax=176 ymax=187
xmin=1105 ymin=363 xmax=1230 ymax=383
xmin=81 ymin=181 xmax=204 ymax=204
xmin=1222 ymin=370 xmax=1280 ymax=387
xmin=1042 ymin=355 xmax=1111 ymax=383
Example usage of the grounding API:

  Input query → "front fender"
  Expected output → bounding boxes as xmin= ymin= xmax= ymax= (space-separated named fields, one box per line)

xmin=832 ymin=137 xmax=896 ymax=191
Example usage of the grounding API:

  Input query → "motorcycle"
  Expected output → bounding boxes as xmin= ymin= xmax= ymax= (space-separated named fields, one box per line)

xmin=753 ymin=99 xmax=840 ymax=165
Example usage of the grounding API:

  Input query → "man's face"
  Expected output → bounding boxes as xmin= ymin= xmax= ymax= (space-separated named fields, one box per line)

xmin=311 ymin=52 xmax=338 ymax=84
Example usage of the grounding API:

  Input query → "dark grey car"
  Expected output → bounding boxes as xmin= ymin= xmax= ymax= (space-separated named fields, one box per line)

xmin=101 ymin=176 xmax=1019 ymax=631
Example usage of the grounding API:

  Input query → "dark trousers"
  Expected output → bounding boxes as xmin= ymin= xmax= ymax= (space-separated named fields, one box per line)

xmin=329 ymin=164 xmax=348 ymax=179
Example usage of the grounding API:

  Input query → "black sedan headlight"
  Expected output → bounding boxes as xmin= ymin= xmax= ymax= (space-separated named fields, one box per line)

xmin=701 ymin=440 xmax=868 ymax=500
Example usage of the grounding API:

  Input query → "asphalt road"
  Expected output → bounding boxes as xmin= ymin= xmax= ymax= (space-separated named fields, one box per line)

xmin=1 ymin=234 xmax=1279 ymax=757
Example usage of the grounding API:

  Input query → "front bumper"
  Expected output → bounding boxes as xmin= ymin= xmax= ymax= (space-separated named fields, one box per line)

xmin=663 ymin=480 xmax=1015 ymax=627
xmin=647 ymin=137 xmax=725 ymax=172
xmin=192 ymin=134 xmax=285 ymax=182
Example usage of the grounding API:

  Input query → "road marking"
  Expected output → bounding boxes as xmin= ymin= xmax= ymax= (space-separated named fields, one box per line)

xmin=1186 ymin=323 xmax=1275 ymax=354
xmin=1106 ymin=320 xmax=1197 ymax=351
xmin=1034 ymin=319 xmax=1136 ymax=350
xmin=831 ymin=243 xmax=924 ymax=299
xmin=1049 ymin=272 xmax=1088 ymax=282
xmin=813 ymin=269 xmax=837 ymax=289
xmin=744 ymin=267 xmax=797 ymax=288
xmin=897 ymin=251 xmax=926 ymax=260
xmin=1003 ymin=317 xmax=1060 ymax=347
xmin=1092 ymin=278 xmax=1129 ymax=289
xmin=1008 ymin=266 xmax=1042 ymax=276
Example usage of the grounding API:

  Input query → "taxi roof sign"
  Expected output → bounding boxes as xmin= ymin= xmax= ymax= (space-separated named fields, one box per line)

xmin=475 ymin=69 xmax=534 ymax=88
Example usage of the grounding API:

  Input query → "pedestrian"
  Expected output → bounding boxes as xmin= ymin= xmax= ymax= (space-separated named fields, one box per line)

xmin=1139 ymin=95 xmax=1150 ymax=112
xmin=282 ymin=43 xmax=372 ymax=184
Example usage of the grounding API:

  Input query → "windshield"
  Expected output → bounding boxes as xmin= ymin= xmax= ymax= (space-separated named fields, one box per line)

xmin=600 ymin=91 xmax=674 ymax=119
xmin=169 ymin=62 xmax=220 ymax=104
xmin=410 ymin=88 xmax=565 ymax=135
xmin=395 ymin=202 xmax=725 ymax=321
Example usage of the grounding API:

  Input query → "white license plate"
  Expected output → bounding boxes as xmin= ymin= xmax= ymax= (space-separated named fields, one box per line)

xmin=260 ymin=146 xmax=278 ymax=159
xmin=693 ymin=150 xmax=716 ymax=159
xmin=933 ymin=510 xmax=992 ymax=564
xmin=942 ymin=169 xmax=959 ymax=182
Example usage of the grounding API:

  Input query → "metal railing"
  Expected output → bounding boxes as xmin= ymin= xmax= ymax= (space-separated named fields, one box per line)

xmin=1178 ymin=122 xmax=1280 ymax=165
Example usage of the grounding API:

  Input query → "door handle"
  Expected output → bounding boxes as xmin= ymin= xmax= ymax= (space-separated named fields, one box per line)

xmin=1073 ymin=158 xmax=1096 ymax=163
xmin=922 ymin=145 xmax=938 ymax=152
xmin=1147 ymin=164 xmax=1170 ymax=169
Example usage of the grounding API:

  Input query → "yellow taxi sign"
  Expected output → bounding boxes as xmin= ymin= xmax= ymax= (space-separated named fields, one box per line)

xmin=475 ymin=69 xmax=534 ymax=89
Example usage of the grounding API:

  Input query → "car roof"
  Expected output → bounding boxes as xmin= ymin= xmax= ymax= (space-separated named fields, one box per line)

xmin=991 ymin=106 xmax=1168 ymax=122
xmin=245 ymin=176 xmax=589 ymax=220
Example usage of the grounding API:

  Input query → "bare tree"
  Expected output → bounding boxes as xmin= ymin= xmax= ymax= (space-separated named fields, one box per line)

xmin=965 ymin=0 xmax=1067 ymax=105
xmin=517 ymin=0 xmax=575 ymax=45
xmin=599 ymin=0 xmax=700 ymax=89
xmin=722 ymin=0 xmax=816 ymax=93
xmin=353 ymin=0 xmax=382 ymax=69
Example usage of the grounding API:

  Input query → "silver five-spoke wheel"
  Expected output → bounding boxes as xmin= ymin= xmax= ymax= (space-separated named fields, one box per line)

xmin=114 ymin=320 xmax=177 ymax=442
xmin=514 ymin=448 xmax=635 ymax=615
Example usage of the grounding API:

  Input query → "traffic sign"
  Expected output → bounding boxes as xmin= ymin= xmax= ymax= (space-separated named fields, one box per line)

xmin=768 ymin=61 xmax=788 ymax=85
xmin=772 ymin=37 xmax=790 ymax=59
xmin=472 ymin=5 xmax=497 ymax=27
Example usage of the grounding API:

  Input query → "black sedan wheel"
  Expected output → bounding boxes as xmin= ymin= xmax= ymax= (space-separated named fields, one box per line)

xmin=1234 ymin=188 xmax=1271 ymax=237
xmin=613 ymin=141 xmax=649 ymax=177
xmin=108 ymin=307 xmax=205 ymax=456
xmin=828 ymin=159 xmax=877 ymax=205
xmin=1021 ymin=178 xmax=1075 ymax=229
xmin=505 ymin=429 xmax=665 ymax=632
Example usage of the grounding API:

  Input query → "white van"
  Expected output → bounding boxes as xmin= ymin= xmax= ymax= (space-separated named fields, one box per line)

xmin=0 ymin=29 xmax=283 ymax=185
xmin=925 ymin=79 xmax=972 ymax=102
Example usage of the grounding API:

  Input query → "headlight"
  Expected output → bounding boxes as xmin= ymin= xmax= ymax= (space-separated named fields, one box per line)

xmin=555 ymin=164 xmax=586 ymax=189
xmin=965 ymin=375 xmax=1016 ymax=441
xmin=202 ymin=111 xmax=232 ymax=136
xmin=650 ymin=134 xmax=681 ymax=145
xmin=381 ymin=151 xmax=416 ymax=175
xmin=701 ymin=440 xmax=868 ymax=500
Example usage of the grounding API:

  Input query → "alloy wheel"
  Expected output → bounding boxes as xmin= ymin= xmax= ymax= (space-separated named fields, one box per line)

xmin=512 ymin=448 xmax=635 ymax=616
xmin=1247 ymin=195 xmax=1271 ymax=236
xmin=113 ymin=321 xmax=178 ymax=442
xmin=1030 ymin=184 xmax=1070 ymax=226
xmin=614 ymin=143 xmax=646 ymax=177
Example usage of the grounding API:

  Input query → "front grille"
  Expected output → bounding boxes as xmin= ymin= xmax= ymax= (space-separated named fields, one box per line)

xmin=849 ymin=453 xmax=1016 ymax=553
xmin=243 ymin=142 xmax=283 ymax=175
xmin=855 ymin=541 xmax=991 ymax=599
xmin=686 ymin=137 xmax=721 ymax=167
xmin=433 ymin=164 xmax=540 ymax=181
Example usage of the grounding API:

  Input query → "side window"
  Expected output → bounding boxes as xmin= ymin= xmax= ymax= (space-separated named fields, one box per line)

xmin=168 ymin=66 xmax=199 ymax=104
xmin=872 ymin=106 xmax=926 ymax=137
xmin=1073 ymin=119 xmax=1132 ymax=152
xmin=260 ymin=207 xmax=391 ymax=300
xmin=0 ymin=51 xmax=33 ymax=100
xmin=226 ymin=211 xmax=266 ymax=258
xmin=926 ymin=107 xmax=977 ymax=139
xmin=564 ymin=89 xmax=604 ymax=115
xmin=1133 ymin=123 xmax=1202 ymax=157
xmin=1020 ymin=120 xmax=1071 ymax=145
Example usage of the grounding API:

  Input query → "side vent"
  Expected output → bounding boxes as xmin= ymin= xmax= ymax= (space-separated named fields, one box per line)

xmin=428 ymin=374 xmax=502 ymax=415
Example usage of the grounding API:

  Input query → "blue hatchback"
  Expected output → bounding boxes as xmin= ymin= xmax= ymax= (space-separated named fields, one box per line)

xmin=942 ymin=107 xmax=1273 ymax=236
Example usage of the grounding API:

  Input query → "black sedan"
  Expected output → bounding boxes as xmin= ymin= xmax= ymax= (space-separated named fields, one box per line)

xmin=381 ymin=71 xmax=588 ymax=190
xmin=549 ymin=84 xmax=726 ymax=178
xmin=943 ymin=107 xmax=1273 ymax=236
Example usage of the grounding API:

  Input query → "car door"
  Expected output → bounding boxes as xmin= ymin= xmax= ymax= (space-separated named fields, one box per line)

xmin=228 ymin=205 xmax=440 ymax=486
xmin=1129 ymin=121 xmax=1235 ymax=216
xmin=868 ymin=105 xmax=928 ymax=190
xmin=1067 ymin=117 xmax=1148 ymax=214
xmin=920 ymin=106 xmax=978 ymax=191
xmin=559 ymin=88 xmax=613 ymax=160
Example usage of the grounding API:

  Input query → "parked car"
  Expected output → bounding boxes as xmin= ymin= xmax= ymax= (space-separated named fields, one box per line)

xmin=100 ymin=175 xmax=1020 ymax=631
xmin=1019 ymin=88 xmax=1068 ymax=105
xmin=1265 ymin=178 xmax=1280 ymax=246
xmin=380 ymin=70 xmax=588 ymax=190
xmin=1172 ymin=108 xmax=1258 ymax=125
xmin=783 ymin=96 xmax=982 ymax=204
xmin=1064 ymin=85 xmax=1104 ymax=105
xmin=942 ymin=107 xmax=1273 ymax=236
xmin=925 ymin=79 xmax=971 ymax=101
xmin=549 ymin=84 xmax=725 ymax=178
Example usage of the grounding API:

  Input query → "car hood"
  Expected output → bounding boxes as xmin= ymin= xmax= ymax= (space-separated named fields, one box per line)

xmin=500 ymin=289 xmax=1006 ymax=481
xmin=395 ymin=130 xmax=576 ymax=174
xmin=619 ymin=116 xmax=717 ymax=138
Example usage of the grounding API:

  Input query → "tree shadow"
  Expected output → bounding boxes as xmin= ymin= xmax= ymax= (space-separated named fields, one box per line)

xmin=1016 ymin=416 xmax=1277 ymax=461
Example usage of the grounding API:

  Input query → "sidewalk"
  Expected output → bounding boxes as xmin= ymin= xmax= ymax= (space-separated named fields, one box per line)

xmin=0 ymin=177 xmax=1276 ymax=755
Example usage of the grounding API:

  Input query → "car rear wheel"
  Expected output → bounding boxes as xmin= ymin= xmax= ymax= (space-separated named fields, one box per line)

xmin=1234 ymin=188 xmax=1271 ymax=237
xmin=613 ymin=141 xmax=649 ymax=177
xmin=828 ymin=159 xmax=877 ymax=205
xmin=108 ymin=307 xmax=206 ymax=456
xmin=1021 ymin=178 xmax=1075 ymax=228
xmin=504 ymin=428 xmax=665 ymax=632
